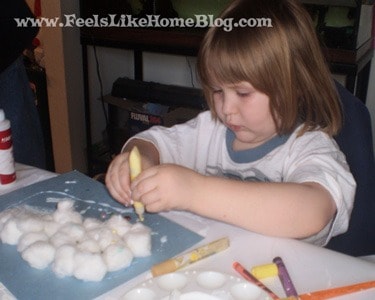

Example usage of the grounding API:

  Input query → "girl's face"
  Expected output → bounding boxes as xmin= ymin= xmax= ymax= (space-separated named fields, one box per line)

xmin=212 ymin=81 xmax=278 ymax=150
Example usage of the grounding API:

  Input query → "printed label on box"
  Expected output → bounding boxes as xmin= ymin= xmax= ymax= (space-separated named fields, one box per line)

xmin=129 ymin=112 xmax=164 ymax=134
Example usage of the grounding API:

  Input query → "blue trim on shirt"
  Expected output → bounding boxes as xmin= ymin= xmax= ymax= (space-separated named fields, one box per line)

xmin=226 ymin=129 xmax=290 ymax=163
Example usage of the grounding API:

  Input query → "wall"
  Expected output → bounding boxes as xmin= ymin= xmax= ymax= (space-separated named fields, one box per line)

xmin=87 ymin=50 xmax=198 ymax=145
xmin=27 ymin=0 xmax=86 ymax=173
xmin=86 ymin=47 xmax=134 ymax=144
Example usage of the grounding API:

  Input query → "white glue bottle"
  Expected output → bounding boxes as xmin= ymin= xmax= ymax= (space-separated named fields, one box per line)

xmin=0 ymin=109 xmax=16 ymax=186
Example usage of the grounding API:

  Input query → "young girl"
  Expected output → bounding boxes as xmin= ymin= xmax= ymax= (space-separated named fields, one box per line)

xmin=105 ymin=0 xmax=355 ymax=246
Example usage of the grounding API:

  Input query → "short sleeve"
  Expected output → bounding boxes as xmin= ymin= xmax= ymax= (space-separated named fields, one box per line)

xmin=283 ymin=131 xmax=356 ymax=245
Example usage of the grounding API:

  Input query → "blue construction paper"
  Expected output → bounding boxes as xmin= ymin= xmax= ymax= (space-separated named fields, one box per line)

xmin=0 ymin=171 xmax=203 ymax=300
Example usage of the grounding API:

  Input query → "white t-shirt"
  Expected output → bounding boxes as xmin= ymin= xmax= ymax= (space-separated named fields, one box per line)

xmin=127 ymin=111 xmax=356 ymax=246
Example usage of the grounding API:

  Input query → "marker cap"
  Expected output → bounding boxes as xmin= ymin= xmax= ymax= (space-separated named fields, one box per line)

xmin=151 ymin=259 xmax=179 ymax=277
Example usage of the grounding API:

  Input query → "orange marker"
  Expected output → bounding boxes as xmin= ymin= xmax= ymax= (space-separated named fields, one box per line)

xmin=299 ymin=280 xmax=375 ymax=300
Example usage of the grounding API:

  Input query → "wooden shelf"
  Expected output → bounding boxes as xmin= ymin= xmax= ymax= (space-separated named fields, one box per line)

xmin=81 ymin=27 xmax=372 ymax=65
xmin=323 ymin=38 xmax=373 ymax=65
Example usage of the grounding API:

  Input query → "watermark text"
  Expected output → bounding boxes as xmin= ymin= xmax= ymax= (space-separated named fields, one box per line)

xmin=14 ymin=14 xmax=273 ymax=32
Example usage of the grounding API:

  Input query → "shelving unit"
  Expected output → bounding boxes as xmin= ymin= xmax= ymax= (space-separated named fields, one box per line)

xmin=80 ymin=27 xmax=204 ymax=175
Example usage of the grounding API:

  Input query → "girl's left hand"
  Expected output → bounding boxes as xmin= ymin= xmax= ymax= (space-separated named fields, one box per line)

xmin=130 ymin=164 xmax=203 ymax=213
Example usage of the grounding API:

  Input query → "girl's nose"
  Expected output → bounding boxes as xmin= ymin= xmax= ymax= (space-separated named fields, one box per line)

xmin=222 ymin=95 xmax=236 ymax=116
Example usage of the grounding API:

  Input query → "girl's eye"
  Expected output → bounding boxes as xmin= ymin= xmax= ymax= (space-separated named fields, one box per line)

xmin=236 ymin=90 xmax=252 ymax=97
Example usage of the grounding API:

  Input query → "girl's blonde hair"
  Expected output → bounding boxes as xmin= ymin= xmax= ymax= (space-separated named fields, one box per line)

xmin=197 ymin=0 xmax=342 ymax=136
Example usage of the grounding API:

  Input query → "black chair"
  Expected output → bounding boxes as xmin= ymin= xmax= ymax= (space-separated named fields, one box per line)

xmin=325 ymin=82 xmax=375 ymax=256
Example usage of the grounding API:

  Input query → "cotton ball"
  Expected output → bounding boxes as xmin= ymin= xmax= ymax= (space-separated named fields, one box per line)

xmin=16 ymin=215 xmax=45 ymax=233
xmin=73 ymin=251 xmax=107 ymax=282
xmin=53 ymin=200 xmax=82 ymax=225
xmin=53 ymin=209 xmax=82 ymax=225
xmin=0 ymin=208 xmax=15 ymax=224
xmin=50 ymin=232 xmax=76 ymax=248
xmin=87 ymin=227 xmax=118 ymax=251
xmin=105 ymin=215 xmax=132 ymax=237
xmin=52 ymin=244 xmax=77 ymax=278
xmin=42 ymin=213 xmax=61 ymax=237
xmin=0 ymin=208 xmax=18 ymax=231
xmin=56 ymin=199 xmax=75 ymax=211
xmin=17 ymin=231 xmax=49 ymax=252
xmin=102 ymin=243 xmax=133 ymax=272
xmin=21 ymin=241 xmax=56 ymax=269
xmin=124 ymin=223 xmax=152 ymax=257
xmin=77 ymin=238 xmax=101 ymax=253
xmin=42 ymin=213 xmax=53 ymax=221
xmin=1 ymin=219 xmax=23 ymax=245
xmin=83 ymin=217 xmax=102 ymax=230
xmin=43 ymin=219 xmax=62 ymax=237
xmin=59 ymin=223 xmax=86 ymax=243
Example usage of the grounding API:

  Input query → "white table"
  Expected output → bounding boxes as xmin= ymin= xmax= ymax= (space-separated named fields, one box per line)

xmin=1 ymin=164 xmax=375 ymax=299
xmin=97 ymin=210 xmax=375 ymax=300
xmin=0 ymin=163 xmax=56 ymax=196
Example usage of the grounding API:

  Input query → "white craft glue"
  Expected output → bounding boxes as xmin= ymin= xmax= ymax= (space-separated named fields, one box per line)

xmin=0 ymin=109 xmax=16 ymax=185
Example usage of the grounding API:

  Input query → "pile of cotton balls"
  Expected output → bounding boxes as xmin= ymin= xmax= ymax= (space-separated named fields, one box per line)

xmin=0 ymin=199 xmax=152 ymax=281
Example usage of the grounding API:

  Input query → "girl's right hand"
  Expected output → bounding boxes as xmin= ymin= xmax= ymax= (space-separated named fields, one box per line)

xmin=105 ymin=152 xmax=133 ymax=206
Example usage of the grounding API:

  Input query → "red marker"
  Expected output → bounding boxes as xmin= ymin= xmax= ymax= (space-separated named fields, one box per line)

xmin=233 ymin=261 xmax=280 ymax=300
